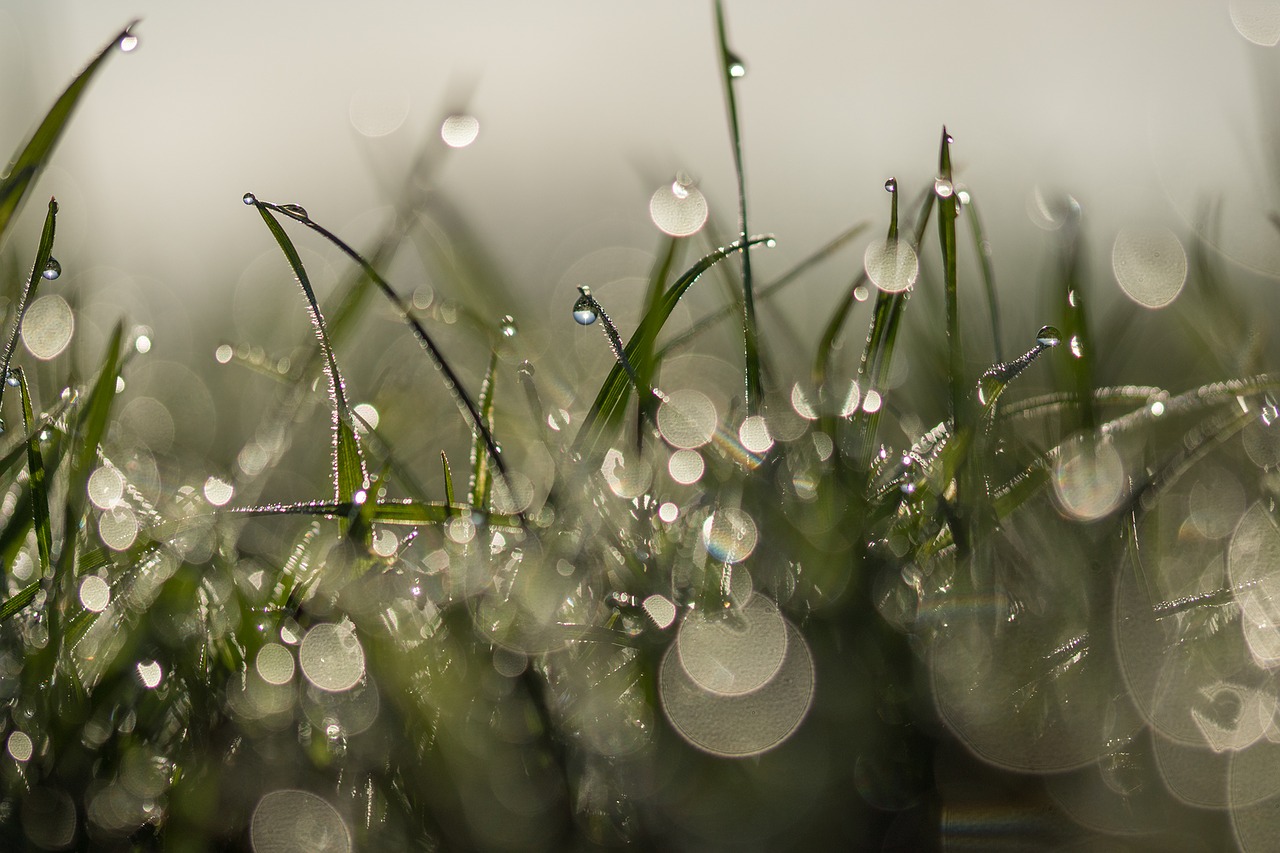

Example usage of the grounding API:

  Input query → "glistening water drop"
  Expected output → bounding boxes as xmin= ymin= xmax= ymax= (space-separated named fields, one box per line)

xmin=41 ymin=258 xmax=61 ymax=281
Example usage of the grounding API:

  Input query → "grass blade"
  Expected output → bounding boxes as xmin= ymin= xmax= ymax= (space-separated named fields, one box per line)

xmin=0 ymin=23 xmax=136 ymax=244
xmin=0 ymin=582 xmax=39 ymax=623
xmin=230 ymin=499 xmax=521 ymax=529
xmin=0 ymin=198 xmax=57 ymax=417
xmin=252 ymin=204 xmax=369 ymax=511
xmin=442 ymin=452 xmax=455 ymax=507
xmin=14 ymin=370 xmax=51 ymax=577
xmin=469 ymin=352 xmax=498 ymax=512
xmin=963 ymin=192 xmax=1004 ymax=363
xmin=713 ymin=0 xmax=762 ymax=413
xmin=937 ymin=128 xmax=963 ymax=434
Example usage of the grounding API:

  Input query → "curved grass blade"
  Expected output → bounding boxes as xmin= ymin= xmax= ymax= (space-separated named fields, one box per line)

xmin=963 ymin=192 xmax=1003 ymax=363
xmin=230 ymin=499 xmax=521 ymax=529
xmin=0 ymin=23 xmax=136 ymax=245
xmin=573 ymin=234 xmax=774 ymax=460
xmin=1052 ymin=202 xmax=1097 ymax=432
xmin=713 ymin=0 xmax=762 ymax=413
xmin=253 ymin=204 xmax=369 ymax=515
xmin=0 ymin=198 xmax=57 ymax=417
xmin=250 ymin=199 xmax=510 ymax=495
xmin=469 ymin=352 xmax=498 ymax=511
xmin=635 ymin=237 xmax=679 ymax=439
xmin=14 ymin=370 xmax=51 ymax=577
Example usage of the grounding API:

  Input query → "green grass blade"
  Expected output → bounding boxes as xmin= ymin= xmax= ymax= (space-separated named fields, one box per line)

xmin=937 ymin=128 xmax=963 ymax=434
xmin=963 ymin=192 xmax=1004 ymax=363
xmin=441 ymin=452 xmax=455 ymax=506
xmin=230 ymin=499 xmax=521 ymax=529
xmin=253 ymin=204 xmax=369 ymax=509
xmin=469 ymin=352 xmax=498 ymax=512
xmin=0 ymin=581 xmax=39 ymax=623
xmin=573 ymin=234 xmax=774 ymax=460
xmin=0 ymin=198 xmax=57 ymax=417
xmin=713 ymin=0 xmax=762 ymax=413
xmin=14 ymin=370 xmax=51 ymax=577
xmin=635 ymin=238 xmax=679 ymax=439
xmin=1053 ymin=208 xmax=1097 ymax=432
xmin=0 ymin=23 xmax=136 ymax=245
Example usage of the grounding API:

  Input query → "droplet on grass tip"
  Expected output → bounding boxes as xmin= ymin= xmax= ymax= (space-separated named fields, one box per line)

xmin=572 ymin=287 xmax=597 ymax=325
xmin=41 ymin=257 xmax=61 ymax=280
xmin=884 ymin=177 xmax=897 ymax=193
xmin=440 ymin=114 xmax=480 ymax=148
xmin=278 ymin=203 xmax=308 ymax=219
xmin=726 ymin=51 xmax=747 ymax=78
xmin=1036 ymin=325 xmax=1061 ymax=348
xmin=242 ymin=192 xmax=256 ymax=205
xmin=934 ymin=179 xmax=954 ymax=199
xmin=118 ymin=33 xmax=139 ymax=52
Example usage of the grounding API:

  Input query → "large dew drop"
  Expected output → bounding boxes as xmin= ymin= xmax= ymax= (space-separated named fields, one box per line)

xmin=572 ymin=289 xmax=598 ymax=325
xmin=41 ymin=257 xmax=61 ymax=280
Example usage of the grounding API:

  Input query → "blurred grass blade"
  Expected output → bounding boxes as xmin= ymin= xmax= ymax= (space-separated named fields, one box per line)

xmin=713 ymin=0 xmax=762 ymax=413
xmin=635 ymin=238 xmax=679 ymax=439
xmin=254 ymin=204 xmax=369 ymax=512
xmin=231 ymin=499 xmax=521 ymax=529
xmin=251 ymin=199 xmax=511 ymax=491
xmin=937 ymin=128 xmax=963 ymax=434
xmin=15 ymin=370 xmax=51 ymax=577
xmin=963 ymin=192 xmax=1003 ymax=362
xmin=574 ymin=234 xmax=774 ymax=460
xmin=0 ymin=581 xmax=39 ymax=623
xmin=1053 ymin=204 xmax=1097 ymax=432
xmin=442 ymin=452 xmax=455 ymax=507
xmin=0 ymin=23 xmax=136 ymax=245
xmin=469 ymin=352 xmax=498 ymax=512
xmin=0 ymin=198 xmax=57 ymax=416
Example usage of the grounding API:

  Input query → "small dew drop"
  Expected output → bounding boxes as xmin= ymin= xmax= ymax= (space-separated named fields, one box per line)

xmin=884 ymin=177 xmax=897 ymax=193
xmin=4 ymin=373 xmax=18 ymax=387
xmin=727 ymin=52 xmax=747 ymax=78
xmin=41 ymin=258 xmax=61 ymax=281
xmin=242 ymin=192 xmax=256 ymax=206
xmin=1069 ymin=335 xmax=1084 ymax=358
xmin=957 ymin=188 xmax=971 ymax=205
xmin=134 ymin=334 xmax=152 ymax=354
xmin=499 ymin=315 xmax=517 ymax=337
xmin=118 ymin=33 xmax=139 ymax=52
xmin=215 ymin=344 xmax=233 ymax=364
xmin=934 ymin=179 xmax=954 ymax=199
xmin=279 ymin=203 xmax=308 ymax=219
xmin=440 ymin=114 xmax=480 ymax=148
xmin=572 ymin=287 xmax=598 ymax=325
xmin=1150 ymin=400 xmax=1166 ymax=417
xmin=764 ymin=237 xmax=777 ymax=248
xmin=1036 ymin=325 xmax=1061 ymax=348
xmin=853 ymin=284 xmax=869 ymax=302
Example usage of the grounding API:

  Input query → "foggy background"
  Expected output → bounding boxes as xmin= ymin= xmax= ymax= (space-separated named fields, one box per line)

xmin=3 ymin=0 xmax=1280 ymax=466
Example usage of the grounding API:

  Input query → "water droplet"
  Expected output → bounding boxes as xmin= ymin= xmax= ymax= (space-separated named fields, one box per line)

xmin=572 ymin=287 xmax=597 ymax=325
xmin=1036 ymin=325 xmax=1061 ymax=348
xmin=118 ymin=33 xmax=139 ymax=52
xmin=853 ymin=284 xmax=869 ymax=302
xmin=956 ymin=189 xmax=971 ymax=205
xmin=934 ymin=179 xmax=954 ymax=199
xmin=1067 ymin=289 xmax=1078 ymax=307
xmin=1069 ymin=335 xmax=1084 ymax=358
xmin=764 ymin=237 xmax=777 ymax=248
xmin=499 ymin=315 xmax=517 ymax=337
xmin=727 ymin=52 xmax=747 ymax=78
xmin=440 ymin=114 xmax=480 ymax=148
xmin=41 ymin=257 xmax=61 ymax=280
xmin=4 ymin=373 xmax=18 ymax=388
xmin=884 ymin=177 xmax=897 ymax=193
xmin=279 ymin=203 xmax=308 ymax=219
xmin=242 ymin=192 xmax=256 ymax=205
xmin=518 ymin=359 xmax=535 ymax=377
xmin=215 ymin=344 xmax=233 ymax=363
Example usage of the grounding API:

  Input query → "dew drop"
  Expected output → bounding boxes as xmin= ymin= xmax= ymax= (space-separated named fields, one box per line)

xmin=499 ymin=315 xmax=517 ymax=337
xmin=727 ymin=52 xmax=747 ymax=78
xmin=884 ymin=177 xmax=897 ymax=193
xmin=279 ymin=203 xmax=308 ymax=219
xmin=440 ymin=114 xmax=480 ymax=148
xmin=1069 ymin=335 xmax=1084 ymax=358
xmin=572 ymin=288 xmax=597 ymax=325
xmin=41 ymin=257 xmax=61 ymax=281
xmin=4 ymin=373 xmax=18 ymax=387
xmin=1036 ymin=325 xmax=1061 ymax=348
xmin=118 ymin=33 xmax=139 ymax=52
xmin=934 ymin=179 xmax=954 ymax=199
xmin=242 ymin=192 xmax=256 ymax=205
xmin=215 ymin=344 xmax=233 ymax=364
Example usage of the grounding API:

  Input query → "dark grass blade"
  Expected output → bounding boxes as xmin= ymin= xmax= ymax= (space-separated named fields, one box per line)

xmin=230 ymin=499 xmax=522 ymax=529
xmin=713 ymin=0 xmax=762 ymax=413
xmin=573 ymin=234 xmax=774 ymax=461
xmin=937 ymin=128 xmax=963 ymax=434
xmin=963 ymin=192 xmax=1004 ymax=363
xmin=0 ymin=23 xmax=136 ymax=244
xmin=253 ymin=205 xmax=369 ymax=513
xmin=14 ymin=370 xmax=51 ymax=577
xmin=468 ymin=352 xmax=498 ymax=512
xmin=0 ymin=198 xmax=57 ymax=416
xmin=442 ymin=452 xmax=456 ymax=507
xmin=1052 ymin=204 xmax=1097 ymax=433
xmin=249 ymin=199 xmax=512 ymax=497
xmin=635 ymin=237 xmax=679 ymax=442
xmin=660 ymin=222 xmax=867 ymax=360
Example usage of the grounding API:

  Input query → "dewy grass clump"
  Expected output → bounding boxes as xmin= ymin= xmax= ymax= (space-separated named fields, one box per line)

xmin=1 ymin=7 xmax=1279 ymax=851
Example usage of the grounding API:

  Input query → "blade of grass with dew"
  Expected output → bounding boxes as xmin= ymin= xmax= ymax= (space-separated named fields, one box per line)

xmin=230 ymin=499 xmax=521 ymax=529
xmin=573 ymin=235 xmax=774 ymax=461
xmin=14 ymin=370 xmax=51 ymax=578
xmin=441 ymin=451 xmax=456 ymax=507
xmin=963 ymin=191 xmax=1004 ymax=363
xmin=635 ymin=237 xmax=679 ymax=443
xmin=469 ymin=351 xmax=498 ymax=512
xmin=937 ymin=128 xmax=963 ymax=436
xmin=251 ymin=199 xmax=513 ymax=498
xmin=253 ymin=204 xmax=370 ymax=522
xmin=713 ymin=0 xmax=762 ymax=413
xmin=0 ymin=198 xmax=57 ymax=417
xmin=1051 ymin=204 xmax=1097 ymax=433
xmin=660 ymin=222 xmax=867 ymax=360
xmin=0 ymin=22 xmax=136 ymax=244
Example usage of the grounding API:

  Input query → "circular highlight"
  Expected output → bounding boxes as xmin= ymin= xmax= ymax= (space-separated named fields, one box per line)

xmin=1053 ymin=437 xmax=1125 ymax=521
xmin=660 ymin=621 xmax=813 ymax=757
xmin=7 ymin=731 xmax=32 ymax=762
xmin=657 ymin=390 xmax=718 ymax=449
xmin=676 ymin=594 xmax=788 ymax=695
xmin=702 ymin=507 xmax=758 ymax=563
xmin=668 ymin=449 xmax=705 ymax=485
xmin=256 ymin=643 xmax=296 ymax=686
xmin=78 ymin=576 xmax=110 ymax=613
xmin=299 ymin=623 xmax=365 ymax=692
xmin=88 ymin=467 xmax=124 ymax=510
xmin=1111 ymin=228 xmax=1187 ymax=308
xmin=440 ymin=114 xmax=479 ymax=148
xmin=21 ymin=294 xmax=74 ymax=360
xmin=1230 ymin=0 xmax=1280 ymax=45
xmin=349 ymin=85 xmax=410 ymax=137
xmin=864 ymin=239 xmax=918 ymax=293
xmin=98 ymin=506 xmax=139 ymax=551
xmin=649 ymin=180 xmax=709 ymax=237
xmin=250 ymin=790 xmax=351 ymax=853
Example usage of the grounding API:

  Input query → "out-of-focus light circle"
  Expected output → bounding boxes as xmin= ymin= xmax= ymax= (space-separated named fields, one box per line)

xmin=349 ymin=85 xmax=410 ymax=137
xmin=649 ymin=178 xmax=709 ymax=237
xmin=601 ymin=448 xmax=652 ymax=499
xmin=1053 ymin=437 xmax=1124 ymax=520
xmin=99 ymin=506 xmax=139 ymax=551
xmin=657 ymin=389 xmax=718 ymax=449
xmin=371 ymin=528 xmax=398 ymax=557
xmin=658 ymin=502 xmax=679 ymax=523
xmin=6 ymin=731 xmax=32 ymax=762
xmin=203 ymin=476 xmax=234 ymax=506
xmin=256 ymin=643 xmax=296 ymax=686
xmin=702 ymin=507 xmax=758 ymax=563
xmin=21 ymin=295 xmax=73 ymax=360
xmin=88 ymin=466 xmax=125 ymax=510
xmin=1112 ymin=228 xmax=1187 ymax=308
xmin=677 ymin=594 xmax=788 ymax=695
xmin=440 ymin=114 xmax=479 ymax=148
xmin=352 ymin=403 xmax=379 ymax=432
xmin=134 ymin=334 xmax=152 ymax=354
xmin=215 ymin=344 xmax=233 ymax=364
xmin=864 ymin=239 xmax=918 ymax=293
xmin=643 ymin=594 xmax=678 ymax=629
xmin=137 ymin=660 xmax=163 ymax=688
xmin=1231 ymin=0 xmax=1280 ymax=45
xmin=299 ymin=623 xmax=365 ymax=692
xmin=862 ymin=390 xmax=882 ymax=413
xmin=78 ymin=576 xmax=110 ymax=613
xmin=668 ymin=449 xmax=705 ymax=485
xmin=250 ymin=790 xmax=351 ymax=853
xmin=738 ymin=415 xmax=773 ymax=454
